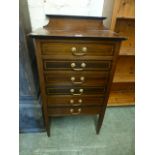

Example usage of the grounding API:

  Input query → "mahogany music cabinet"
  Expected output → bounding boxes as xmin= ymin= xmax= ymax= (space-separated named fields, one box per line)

xmin=30 ymin=15 xmax=125 ymax=136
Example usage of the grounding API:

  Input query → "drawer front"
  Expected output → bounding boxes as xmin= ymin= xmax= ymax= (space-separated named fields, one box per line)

xmin=43 ymin=60 xmax=112 ymax=71
xmin=46 ymin=86 xmax=106 ymax=95
xmin=44 ymin=71 xmax=109 ymax=86
xmin=41 ymin=40 xmax=115 ymax=57
xmin=47 ymin=106 xmax=103 ymax=116
xmin=47 ymin=95 xmax=105 ymax=107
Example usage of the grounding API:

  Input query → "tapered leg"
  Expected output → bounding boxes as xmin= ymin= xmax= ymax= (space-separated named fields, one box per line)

xmin=96 ymin=113 xmax=104 ymax=134
xmin=45 ymin=116 xmax=50 ymax=137
xmin=96 ymin=107 xmax=106 ymax=134
xmin=42 ymin=107 xmax=50 ymax=137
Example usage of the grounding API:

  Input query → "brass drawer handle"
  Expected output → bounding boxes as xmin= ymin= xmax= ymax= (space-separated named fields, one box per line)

xmin=70 ymin=88 xmax=84 ymax=96
xmin=71 ymin=62 xmax=76 ymax=68
xmin=71 ymin=47 xmax=77 ymax=52
xmin=70 ymin=108 xmax=82 ymax=115
xmin=71 ymin=47 xmax=87 ymax=56
xmin=72 ymin=68 xmax=83 ymax=71
xmin=81 ymin=62 xmax=86 ymax=68
xmin=69 ymin=99 xmax=82 ymax=106
xmin=78 ymin=99 xmax=83 ymax=103
xmin=82 ymin=47 xmax=87 ymax=52
xmin=71 ymin=62 xmax=86 ymax=71
xmin=70 ymin=99 xmax=74 ymax=104
xmin=70 ymin=76 xmax=85 ymax=84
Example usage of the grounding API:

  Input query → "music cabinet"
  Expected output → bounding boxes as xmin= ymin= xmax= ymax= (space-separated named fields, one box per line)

xmin=30 ymin=15 xmax=125 ymax=136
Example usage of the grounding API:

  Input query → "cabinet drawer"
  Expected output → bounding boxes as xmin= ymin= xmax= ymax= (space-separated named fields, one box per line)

xmin=46 ymin=86 xmax=106 ymax=95
xmin=43 ymin=60 xmax=112 ymax=71
xmin=41 ymin=40 xmax=115 ymax=58
xmin=47 ymin=106 xmax=103 ymax=116
xmin=44 ymin=71 xmax=109 ymax=87
xmin=47 ymin=95 xmax=105 ymax=107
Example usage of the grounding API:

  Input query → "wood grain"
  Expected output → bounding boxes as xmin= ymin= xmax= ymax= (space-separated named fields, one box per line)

xmin=46 ymin=86 xmax=107 ymax=96
xmin=115 ymin=18 xmax=135 ymax=56
xmin=44 ymin=15 xmax=105 ymax=31
xmin=111 ymin=0 xmax=135 ymax=30
xmin=108 ymin=91 xmax=135 ymax=105
xmin=48 ymin=106 xmax=103 ymax=116
xmin=47 ymin=95 xmax=106 ymax=107
xmin=113 ymin=56 xmax=135 ymax=83
xmin=43 ymin=60 xmax=112 ymax=71
xmin=44 ymin=71 xmax=109 ymax=87
xmin=41 ymin=40 xmax=115 ymax=56
xmin=110 ymin=0 xmax=135 ymax=106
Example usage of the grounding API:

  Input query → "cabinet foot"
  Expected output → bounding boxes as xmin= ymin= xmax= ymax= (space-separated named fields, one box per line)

xmin=47 ymin=127 xmax=50 ymax=137
xmin=96 ymin=107 xmax=106 ymax=134
xmin=96 ymin=113 xmax=103 ymax=134
xmin=44 ymin=116 xmax=50 ymax=137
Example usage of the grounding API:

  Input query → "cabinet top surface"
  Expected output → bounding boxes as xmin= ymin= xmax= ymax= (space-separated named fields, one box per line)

xmin=30 ymin=28 xmax=126 ymax=40
xmin=29 ymin=15 xmax=126 ymax=40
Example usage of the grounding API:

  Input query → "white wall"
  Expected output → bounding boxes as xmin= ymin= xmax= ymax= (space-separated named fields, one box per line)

xmin=44 ymin=0 xmax=104 ymax=16
xmin=27 ymin=0 xmax=105 ymax=31
xmin=27 ymin=0 xmax=48 ymax=31
xmin=102 ymin=0 xmax=115 ymax=28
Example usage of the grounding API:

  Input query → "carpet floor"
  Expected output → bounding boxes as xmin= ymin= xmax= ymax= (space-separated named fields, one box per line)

xmin=20 ymin=107 xmax=135 ymax=155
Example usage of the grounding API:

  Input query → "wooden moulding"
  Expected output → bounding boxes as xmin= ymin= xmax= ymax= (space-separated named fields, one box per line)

xmin=44 ymin=15 xmax=106 ymax=31
xmin=29 ymin=15 xmax=126 ymax=40
xmin=115 ymin=18 xmax=135 ymax=56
